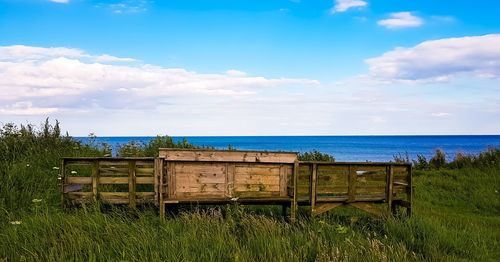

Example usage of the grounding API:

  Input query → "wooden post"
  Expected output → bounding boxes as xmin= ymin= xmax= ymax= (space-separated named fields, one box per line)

xmin=60 ymin=159 xmax=66 ymax=208
xmin=347 ymin=165 xmax=356 ymax=202
xmin=310 ymin=163 xmax=318 ymax=215
xmin=291 ymin=160 xmax=299 ymax=222
xmin=156 ymin=158 xmax=165 ymax=220
xmin=407 ymin=165 xmax=413 ymax=216
xmin=128 ymin=160 xmax=136 ymax=208
xmin=92 ymin=160 xmax=99 ymax=202
xmin=387 ymin=165 xmax=394 ymax=214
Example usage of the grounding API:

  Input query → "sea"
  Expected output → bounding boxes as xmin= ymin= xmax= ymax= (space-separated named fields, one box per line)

xmin=75 ymin=135 xmax=500 ymax=162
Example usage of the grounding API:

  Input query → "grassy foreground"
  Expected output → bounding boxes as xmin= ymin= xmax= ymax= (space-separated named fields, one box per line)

xmin=1 ymin=121 xmax=499 ymax=261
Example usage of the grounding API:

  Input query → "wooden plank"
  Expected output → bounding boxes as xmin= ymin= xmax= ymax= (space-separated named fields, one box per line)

xmin=66 ymin=177 xmax=92 ymax=184
xmin=234 ymin=174 xmax=280 ymax=185
xmin=177 ymin=183 xmax=227 ymax=193
xmin=167 ymin=162 xmax=175 ymax=198
xmin=156 ymin=158 xmax=164 ymax=219
xmin=67 ymin=192 xmax=93 ymax=200
xmin=60 ymin=159 xmax=65 ymax=207
xmin=175 ymin=171 xmax=226 ymax=184
xmin=349 ymin=202 xmax=386 ymax=217
xmin=291 ymin=160 xmax=299 ymax=222
xmin=312 ymin=203 xmax=343 ymax=216
xmin=129 ymin=160 xmax=136 ymax=208
xmin=234 ymin=165 xmax=281 ymax=176
xmin=226 ymin=163 xmax=235 ymax=198
xmin=136 ymin=176 xmax=154 ymax=184
xmin=387 ymin=165 xmax=394 ymax=212
xmin=159 ymin=149 xmax=297 ymax=163
xmin=176 ymin=192 xmax=227 ymax=199
xmin=92 ymin=160 xmax=98 ymax=201
xmin=279 ymin=164 xmax=287 ymax=197
xmin=234 ymin=184 xmax=280 ymax=192
xmin=234 ymin=191 xmax=281 ymax=198
xmin=99 ymin=177 xmax=128 ymax=184
xmin=98 ymin=167 xmax=129 ymax=176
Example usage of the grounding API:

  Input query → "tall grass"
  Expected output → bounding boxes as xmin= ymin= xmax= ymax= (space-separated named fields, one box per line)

xmin=1 ymin=120 xmax=499 ymax=261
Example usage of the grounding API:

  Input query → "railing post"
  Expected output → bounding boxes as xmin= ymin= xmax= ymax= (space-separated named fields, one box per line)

xmin=310 ymin=163 xmax=317 ymax=215
xmin=129 ymin=160 xmax=136 ymax=208
xmin=92 ymin=160 xmax=99 ymax=202
xmin=348 ymin=165 xmax=356 ymax=202
xmin=386 ymin=165 xmax=394 ymax=214
xmin=291 ymin=160 xmax=299 ymax=222
xmin=60 ymin=159 xmax=66 ymax=208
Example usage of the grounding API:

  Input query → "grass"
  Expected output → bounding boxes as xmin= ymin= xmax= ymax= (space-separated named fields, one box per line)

xmin=1 ymin=120 xmax=499 ymax=261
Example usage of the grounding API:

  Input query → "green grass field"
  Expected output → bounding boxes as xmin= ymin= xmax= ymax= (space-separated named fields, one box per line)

xmin=1 ymin=121 xmax=499 ymax=261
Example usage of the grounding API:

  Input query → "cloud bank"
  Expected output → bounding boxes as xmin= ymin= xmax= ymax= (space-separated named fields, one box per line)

xmin=0 ymin=45 xmax=318 ymax=115
xmin=365 ymin=34 xmax=500 ymax=82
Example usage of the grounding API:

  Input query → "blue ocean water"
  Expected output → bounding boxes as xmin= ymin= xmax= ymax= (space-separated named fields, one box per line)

xmin=76 ymin=136 xmax=500 ymax=162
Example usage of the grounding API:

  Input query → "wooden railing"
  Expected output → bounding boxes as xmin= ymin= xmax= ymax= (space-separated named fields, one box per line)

xmin=61 ymin=157 xmax=156 ymax=207
xmin=61 ymin=152 xmax=412 ymax=219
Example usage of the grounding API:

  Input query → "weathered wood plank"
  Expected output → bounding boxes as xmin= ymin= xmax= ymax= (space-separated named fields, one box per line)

xmin=92 ymin=160 xmax=98 ymax=201
xmin=99 ymin=177 xmax=128 ymax=184
xmin=136 ymin=176 xmax=154 ymax=184
xmin=129 ymin=160 xmax=136 ymax=208
xmin=177 ymin=183 xmax=226 ymax=193
xmin=159 ymin=149 xmax=298 ymax=163
xmin=226 ymin=163 xmax=235 ymax=198
xmin=234 ymin=184 xmax=280 ymax=192
xmin=66 ymin=177 xmax=92 ymax=184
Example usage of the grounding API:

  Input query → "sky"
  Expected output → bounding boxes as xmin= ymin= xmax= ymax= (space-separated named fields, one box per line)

xmin=0 ymin=0 xmax=499 ymax=136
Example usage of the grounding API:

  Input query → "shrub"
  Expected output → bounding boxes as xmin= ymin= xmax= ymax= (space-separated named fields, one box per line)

xmin=299 ymin=150 xmax=335 ymax=162
xmin=429 ymin=149 xmax=446 ymax=169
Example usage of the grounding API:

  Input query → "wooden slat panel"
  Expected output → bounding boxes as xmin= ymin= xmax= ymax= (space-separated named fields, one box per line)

xmin=159 ymin=149 xmax=297 ymax=163
xmin=234 ymin=164 xmax=281 ymax=175
xmin=66 ymin=177 xmax=92 ymax=184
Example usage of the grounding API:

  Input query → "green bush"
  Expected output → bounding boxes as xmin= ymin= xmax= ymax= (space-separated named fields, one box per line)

xmin=298 ymin=150 xmax=335 ymax=162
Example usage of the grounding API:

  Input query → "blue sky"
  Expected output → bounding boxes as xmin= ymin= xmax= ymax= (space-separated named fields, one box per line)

xmin=0 ymin=0 xmax=499 ymax=135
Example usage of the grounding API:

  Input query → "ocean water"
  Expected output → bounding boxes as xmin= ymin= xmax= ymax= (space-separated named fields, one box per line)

xmin=76 ymin=135 xmax=500 ymax=162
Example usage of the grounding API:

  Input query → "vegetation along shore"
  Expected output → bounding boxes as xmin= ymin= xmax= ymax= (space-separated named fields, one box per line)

xmin=1 ymin=120 xmax=499 ymax=261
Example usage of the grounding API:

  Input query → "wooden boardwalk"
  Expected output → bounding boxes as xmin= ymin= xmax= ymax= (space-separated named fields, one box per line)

xmin=61 ymin=149 xmax=412 ymax=220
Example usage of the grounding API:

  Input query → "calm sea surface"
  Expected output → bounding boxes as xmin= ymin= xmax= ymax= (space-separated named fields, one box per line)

xmin=76 ymin=136 xmax=500 ymax=162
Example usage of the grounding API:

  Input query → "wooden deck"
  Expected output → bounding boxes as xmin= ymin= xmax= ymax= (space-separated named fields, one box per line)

xmin=61 ymin=149 xmax=412 ymax=220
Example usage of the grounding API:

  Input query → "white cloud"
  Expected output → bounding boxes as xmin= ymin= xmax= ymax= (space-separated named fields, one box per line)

xmin=0 ymin=102 xmax=58 ymax=116
xmin=94 ymin=54 xmax=137 ymax=63
xmin=49 ymin=0 xmax=69 ymax=3
xmin=0 ymin=45 xmax=319 ymax=115
xmin=431 ymin=112 xmax=451 ymax=117
xmin=377 ymin=12 xmax=423 ymax=29
xmin=365 ymin=34 xmax=500 ymax=82
xmin=331 ymin=0 xmax=367 ymax=13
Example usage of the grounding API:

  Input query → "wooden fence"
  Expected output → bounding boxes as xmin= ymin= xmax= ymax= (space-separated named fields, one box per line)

xmin=62 ymin=149 xmax=412 ymax=220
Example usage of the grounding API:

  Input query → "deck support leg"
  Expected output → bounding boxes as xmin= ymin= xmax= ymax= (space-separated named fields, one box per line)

xmin=291 ymin=160 xmax=299 ymax=222
xmin=282 ymin=204 xmax=287 ymax=218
